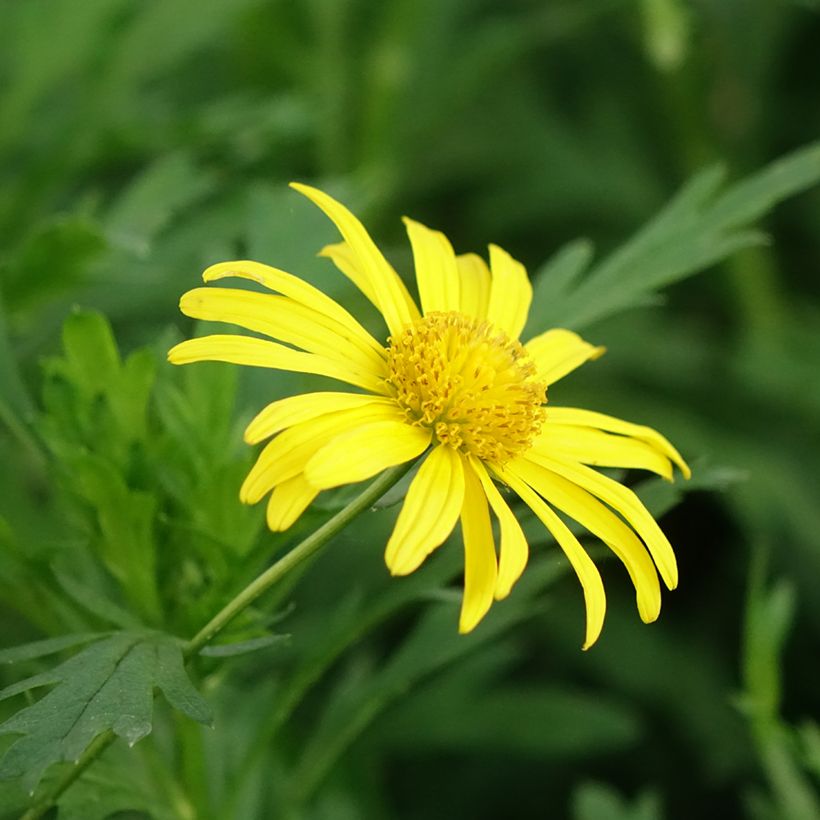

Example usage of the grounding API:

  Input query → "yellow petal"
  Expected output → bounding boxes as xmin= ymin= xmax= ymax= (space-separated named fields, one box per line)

xmin=468 ymin=456 xmax=529 ymax=600
xmin=512 ymin=457 xmax=661 ymax=623
xmin=203 ymin=259 xmax=383 ymax=357
xmin=304 ymin=421 xmax=431 ymax=489
xmin=266 ymin=475 xmax=319 ymax=531
xmin=385 ymin=445 xmax=465 ymax=576
xmin=534 ymin=423 xmax=673 ymax=479
xmin=289 ymin=183 xmax=421 ymax=336
xmin=179 ymin=287 xmax=386 ymax=375
xmin=245 ymin=392 xmax=394 ymax=445
xmin=318 ymin=241 xmax=378 ymax=307
xmin=456 ymin=253 xmax=491 ymax=320
xmin=403 ymin=217 xmax=460 ymax=315
xmin=545 ymin=407 xmax=691 ymax=479
xmin=524 ymin=329 xmax=606 ymax=386
xmin=486 ymin=244 xmax=532 ymax=340
xmin=458 ymin=461 xmax=498 ymax=633
xmin=497 ymin=464 xmax=606 ymax=649
xmin=532 ymin=453 xmax=678 ymax=591
xmin=167 ymin=335 xmax=385 ymax=394
xmin=241 ymin=403 xmax=404 ymax=504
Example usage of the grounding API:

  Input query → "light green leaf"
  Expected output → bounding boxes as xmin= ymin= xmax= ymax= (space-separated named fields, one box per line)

xmin=0 ymin=632 xmax=212 ymax=791
xmin=57 ymin=308 xmax=121 ymax=399
xmin=573 ymin=782 xmax=663 ymax=820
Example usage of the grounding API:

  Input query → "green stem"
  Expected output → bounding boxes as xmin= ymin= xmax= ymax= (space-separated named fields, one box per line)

xmin=19 ymin=730 xmax=116 ymax=820
xmin=18 ymin=460 xmax=415 ymax=819
xmin=183 ymin=461 xmax=413 ymax=658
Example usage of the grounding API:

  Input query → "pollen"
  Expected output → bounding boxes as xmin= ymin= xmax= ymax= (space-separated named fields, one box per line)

xmin=386 ymin=312 xmax=547 ymax=463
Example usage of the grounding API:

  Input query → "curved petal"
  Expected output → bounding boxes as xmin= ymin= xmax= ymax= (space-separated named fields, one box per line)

xmin=530 ymin=453 xmax=678 ymax=591
xmin=457 ymin=253 xmax=491 ymax=320
xmin=385 ymin=445 xmax=465 ymax=576
xmin=240 ymin=403 xmax=405 ymax=504
xmin=266 ymin=475 xmax=319 ymax=532
xmin=512 ymin=457 xmax=661 ymax=623
xmin=496 ymin=464 xmax=606 ymax=649
xmin=245 ymin=392 xmax=394 ymax=445
xmin=534 ymin=423 xmax=673 ymax=479
xmin=524 ymin=329 xmax=605 ymax=386
xmin=319 ymin=241 xmax=378 ymax=307
xmin=180 ymin=287 xmax=386 ymax=375
xmin=167 ymin=335 xmax=386 ymax=394
xmin=468 ymin=456 xmax=529 ymax=600
xmin=290 ymin=183 xmax=421 ymax=336
xmin=459 ymin=461 xmax=498 ymax=633
xmin=486 ymin=244 xmax=532 ymax=340
xmin=544 ymin=407 xmax=691 ymax=478
xmin=202 ymin=260 xmax=384 ymax=357
xmin=304 ymin=421 xmax=431 ymax=489
xmin=403 ymin=217 xmax=460 ymax=315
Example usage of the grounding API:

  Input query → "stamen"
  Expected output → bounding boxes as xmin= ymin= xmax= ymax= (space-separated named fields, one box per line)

xmin=386 ymin=312 xmax=547 ymax=462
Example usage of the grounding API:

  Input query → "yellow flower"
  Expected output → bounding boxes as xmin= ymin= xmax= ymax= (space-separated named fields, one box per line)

xmin=169 ymin=183 xmax=690 ymax=648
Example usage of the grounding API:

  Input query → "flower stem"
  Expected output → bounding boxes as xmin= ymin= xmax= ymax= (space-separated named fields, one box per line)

xmin=18 ymin=461 xmax=415 ymax=819
xmin=184 ymin=460 xmax=413 ymax=658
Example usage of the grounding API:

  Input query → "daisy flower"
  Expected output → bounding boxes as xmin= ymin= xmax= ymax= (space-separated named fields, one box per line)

xmin=169 ymin=183 xmax=689 ymax=648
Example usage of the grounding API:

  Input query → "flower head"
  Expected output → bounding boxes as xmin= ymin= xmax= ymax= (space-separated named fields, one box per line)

xmin=169 ymin=183 xmax=690 ymax=647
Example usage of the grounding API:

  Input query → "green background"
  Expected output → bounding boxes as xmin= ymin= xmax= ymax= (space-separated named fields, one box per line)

xmin=1 ymin=1 xmax=819 ymax=818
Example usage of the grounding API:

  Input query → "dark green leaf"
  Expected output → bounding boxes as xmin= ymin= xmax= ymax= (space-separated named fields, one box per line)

xmin=0 ymin=634 xmax=102 ymax=666
xmin=0 ymin=632 xmax=211 ymax=790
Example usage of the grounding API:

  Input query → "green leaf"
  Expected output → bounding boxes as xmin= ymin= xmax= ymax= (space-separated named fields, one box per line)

xmin=744 ymin=575 xmax=795 ymax=719
xmin=634 ymin=460 xmax=747 ymax=521
xmin=199 ymin=633 xmax=290 ymax=658
xmin=0 ymin=634 xmax=102 ymax=666
xmin=1 ymin=216 xmax=106 ymax=315
xmin=573 ymin=782 xmax=663 ymax=820
xmin=0 ymin=631 xmax=212 ymax=791
xmin=58 ymin=308 xmax=121 ymax=399
xmin=54 ymin=755 xmax=179 ymax=820
xmin=381 ymin=684 xmax=640 ymax=758
xmin=52 ymin=568 xmax=143 ymax=630
xmin=60 ymin=450 xmax=161 ymax=622
xmin=528 ymin=142 xmax=820 ymax=331
xmin=103 ymin=153 xmax=215 ymax=256
xmin=523 ymin=238 xmax=594 ymax=338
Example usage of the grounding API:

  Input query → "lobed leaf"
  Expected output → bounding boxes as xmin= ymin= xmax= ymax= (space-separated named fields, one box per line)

xmin=0 ymin=631 xmax=212 ymax=791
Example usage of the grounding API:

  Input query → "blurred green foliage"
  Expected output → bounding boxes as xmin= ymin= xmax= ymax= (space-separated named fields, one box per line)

xmin=1 ymin=0 xmax=820 ymax=818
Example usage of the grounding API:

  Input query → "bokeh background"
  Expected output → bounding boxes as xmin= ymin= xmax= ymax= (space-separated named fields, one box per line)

xmin=1 ymin=1 xmax=820 ymax=818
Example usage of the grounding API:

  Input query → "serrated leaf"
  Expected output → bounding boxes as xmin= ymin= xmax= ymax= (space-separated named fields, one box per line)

xmin=0 ymin=632 xmax=212 ymax=791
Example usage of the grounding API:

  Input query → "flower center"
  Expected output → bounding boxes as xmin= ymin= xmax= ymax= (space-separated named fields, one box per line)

xmin=386 ymin=311 xmax=547 ymax=463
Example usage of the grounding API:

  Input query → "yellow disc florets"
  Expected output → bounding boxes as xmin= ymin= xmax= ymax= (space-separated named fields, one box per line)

xmin=386 ymin=311 xmax=547 ymax=463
